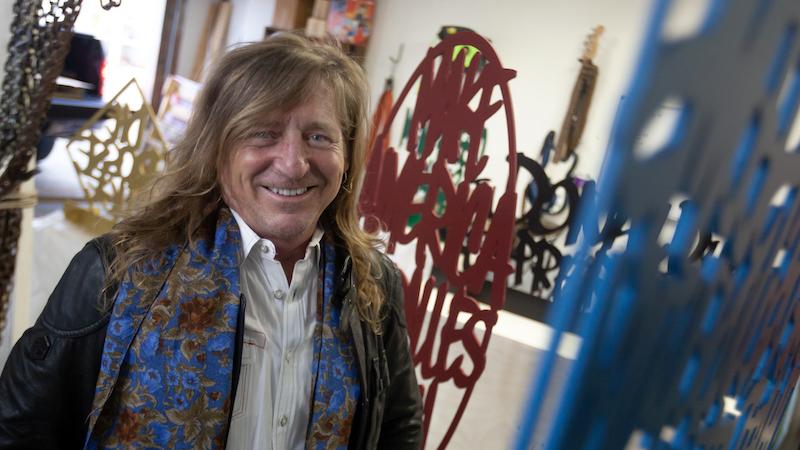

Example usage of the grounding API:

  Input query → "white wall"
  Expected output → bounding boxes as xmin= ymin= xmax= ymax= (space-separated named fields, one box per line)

xmin=226 ymin=0 xmax=277 ymax=47
xmin=73 ymin=0 xmax=167 ymax=101
xmin=364 ymin=0 xmax=655 ymax=182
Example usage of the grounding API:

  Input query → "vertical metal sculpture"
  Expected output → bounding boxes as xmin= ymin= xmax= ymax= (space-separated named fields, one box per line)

xmin=0 ymin=0 xmax=83 ymax=344
xmin=0 ymin=0 xmax=120 ymax=343
xmin=516 ymin=0 xmax=800 ymax=448
xmin=361 ymin=32 xmax=517 ymax=449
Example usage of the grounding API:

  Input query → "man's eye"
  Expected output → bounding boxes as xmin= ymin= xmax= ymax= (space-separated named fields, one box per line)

xmin=308 ymin=133 xmax=333 ymax=146
xmin=248 ymin=130 xmax=279 ymax=143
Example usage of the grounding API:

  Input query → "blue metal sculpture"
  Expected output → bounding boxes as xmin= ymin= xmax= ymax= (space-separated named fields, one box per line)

xmin=516 ymin=0 xmax=800 ymax=448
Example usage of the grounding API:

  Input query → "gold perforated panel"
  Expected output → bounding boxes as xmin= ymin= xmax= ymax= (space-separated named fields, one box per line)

xmin=65 ymin=79 xmax=168 ymax=233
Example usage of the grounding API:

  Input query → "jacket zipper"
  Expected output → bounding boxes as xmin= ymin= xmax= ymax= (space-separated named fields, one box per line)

xmin=224 ymin=293 xmax=247 ymax=443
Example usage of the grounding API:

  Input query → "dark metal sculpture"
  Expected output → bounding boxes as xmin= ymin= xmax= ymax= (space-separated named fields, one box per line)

xmin=512 ymin=131 xmax=581 ymax=299
xmin=516 ymin=0 xmax=800 ymax=448
xmin=361 ymin=32 xmax=517 ymax=449
xmin=0 ymin=0 xmax=83 ymax=343
xmin=0 ymin=0 xmax=119 ymax=342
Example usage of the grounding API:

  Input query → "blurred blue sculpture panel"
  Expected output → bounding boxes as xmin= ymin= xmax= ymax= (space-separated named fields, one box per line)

xmin=516 ymin=0 xmax=800 ymax=449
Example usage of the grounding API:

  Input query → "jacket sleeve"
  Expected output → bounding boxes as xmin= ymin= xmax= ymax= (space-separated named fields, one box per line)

xmin=0 ymin=238 xmax=112 ymax=450
xmin=377 ymin=260 xmax=424 ymax=449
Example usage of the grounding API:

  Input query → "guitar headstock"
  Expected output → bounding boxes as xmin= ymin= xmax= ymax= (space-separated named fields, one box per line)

xmin=581 ymin=25 xmax=605 ymax=61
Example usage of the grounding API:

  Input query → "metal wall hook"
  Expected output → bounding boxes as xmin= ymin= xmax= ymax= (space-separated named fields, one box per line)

xmin=100 ymin=0 xmax=122 ymax=10
xmin=388 ymin=44 xmax=404 ymax=81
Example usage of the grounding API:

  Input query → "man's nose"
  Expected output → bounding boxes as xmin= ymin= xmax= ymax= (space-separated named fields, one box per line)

xmin=275 ymin=131 xmax=309 ymax=178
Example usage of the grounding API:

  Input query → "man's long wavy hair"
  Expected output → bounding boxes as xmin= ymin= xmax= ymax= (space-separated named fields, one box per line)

xmin=105 ymin=33 xmax=386 ymax=332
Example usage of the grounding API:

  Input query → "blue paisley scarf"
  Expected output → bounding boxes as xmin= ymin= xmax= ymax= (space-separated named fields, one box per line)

xmin=84 ymin=209 xmax=359 ymax=449
xmin=86 ymin=210 xmax=243 ymax=449
xmin=306 ymin=243 xmax=360 ymax=449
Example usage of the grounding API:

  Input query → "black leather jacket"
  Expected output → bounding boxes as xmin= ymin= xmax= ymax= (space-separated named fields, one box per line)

xmin=0 ymin=237 xmax=423 ymax=449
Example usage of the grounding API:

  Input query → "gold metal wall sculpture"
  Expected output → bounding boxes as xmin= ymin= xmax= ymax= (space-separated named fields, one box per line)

xmin=64 ymin=79 xmax=169 ymax=234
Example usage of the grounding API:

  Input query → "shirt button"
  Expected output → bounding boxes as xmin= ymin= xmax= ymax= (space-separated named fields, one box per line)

xmin=274 ymin=289 xmax=285 ymax=300
xmin=285 ymin=351 xmax=292 ymax=363
xmin=280 ymin=415 xmax=288 ymax=427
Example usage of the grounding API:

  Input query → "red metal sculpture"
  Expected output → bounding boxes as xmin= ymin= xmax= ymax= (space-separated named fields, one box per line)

xmin=360 ymin=32 xmax=517 ymax=448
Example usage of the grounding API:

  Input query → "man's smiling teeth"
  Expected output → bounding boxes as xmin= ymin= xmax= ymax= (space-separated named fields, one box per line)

xmin=267 ymin=186 xmax=308 ymax=197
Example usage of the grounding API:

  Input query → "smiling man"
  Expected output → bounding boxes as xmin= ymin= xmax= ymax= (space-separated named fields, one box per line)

xmin=219 ymin=84 xmax=347 ymax=281
xmin=0 ymin=33 xmax=423 ymax=450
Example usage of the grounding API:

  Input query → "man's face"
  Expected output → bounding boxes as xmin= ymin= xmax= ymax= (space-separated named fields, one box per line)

xmin=219 ymin=85 xmax=347 ymax=255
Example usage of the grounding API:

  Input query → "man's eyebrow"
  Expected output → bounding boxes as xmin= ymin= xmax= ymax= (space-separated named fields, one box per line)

xmin=257 ymin=119 xmax=284 ymax=129
xmin=305 ymin=121 xmax=341 ymax=134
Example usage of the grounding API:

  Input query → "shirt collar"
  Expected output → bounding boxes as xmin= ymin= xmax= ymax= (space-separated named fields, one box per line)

xmin=230 ymin=208 xmax=324 ymax=262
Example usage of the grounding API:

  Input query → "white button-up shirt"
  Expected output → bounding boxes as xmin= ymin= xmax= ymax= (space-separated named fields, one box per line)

xmin=226 ymin=210 xmax=323 ymax=450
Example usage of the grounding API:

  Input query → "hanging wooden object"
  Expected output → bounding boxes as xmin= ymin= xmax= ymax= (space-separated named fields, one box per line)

xmin=273 ymin=0 xmax=314 ymax=31
xmin=554 ymin=25 xmax=604 ymax=163
xmin=191 ymin=0 xmax=232 ymax=82
xmin=305 ymin=0 xmax=330 ymax=38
